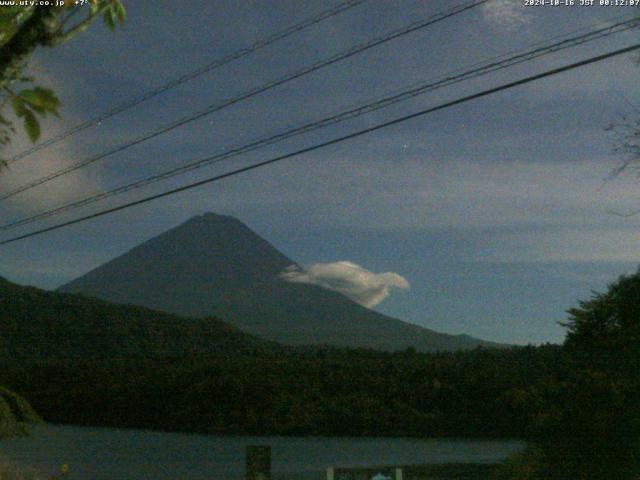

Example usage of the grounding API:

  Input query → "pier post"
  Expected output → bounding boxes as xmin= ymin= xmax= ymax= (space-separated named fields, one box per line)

xmin=246 ymin=445 xmax=271 ymax=480
xmin=326 ymin=466 xmax=334 ymax=480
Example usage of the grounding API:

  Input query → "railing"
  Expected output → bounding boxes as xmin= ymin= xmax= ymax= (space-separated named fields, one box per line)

xmin=327 ymin=466 xmax=402 ymax=480
xmin=246 ymin=445 xmax=499 ymax=480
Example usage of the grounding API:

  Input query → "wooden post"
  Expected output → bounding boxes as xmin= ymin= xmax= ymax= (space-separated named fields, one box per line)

xmin=326 ymin=466 xmax=335 ymax=480
xmin=394 ymin=467 xmax=403 ymax=480
xmin=246 ymin=445 xmax=271 ymax=480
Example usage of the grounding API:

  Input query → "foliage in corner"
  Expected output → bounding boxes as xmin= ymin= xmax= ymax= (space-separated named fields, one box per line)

xmin=0 ymin=1 xmax=125 ymax=167
xmin=498 ymin=269 xmax=640 ymax=479
xmin=0 ymin=385 xmax=41 ymax=439
xmin=563 ymin=267 xmax=640 ymax=350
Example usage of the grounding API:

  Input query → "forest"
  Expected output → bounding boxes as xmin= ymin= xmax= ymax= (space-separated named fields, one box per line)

xmin=0 ymin=2 xmax=639 ymax=479
xmin=0 ymin=270 xmax=639 ymax=478
xmin=0 ymin=346 xmax=563 ymax=439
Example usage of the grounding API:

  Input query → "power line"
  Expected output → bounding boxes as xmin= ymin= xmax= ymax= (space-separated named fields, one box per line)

xmin=1 ymin=42 xmax=638 ymax=247
xmin=5 ymin=0 xmax=368 ymax=165
xmin=0 ymin=0 xmax=489 ymax=201
xmin=1 ymin=16 xmax=637 ymax=232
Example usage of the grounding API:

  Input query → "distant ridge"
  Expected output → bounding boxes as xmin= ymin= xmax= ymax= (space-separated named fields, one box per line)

xmin=0 ymin=276 xmax=276 ymax=360
xmin=60 ymin=213 xmax=503 ymax=352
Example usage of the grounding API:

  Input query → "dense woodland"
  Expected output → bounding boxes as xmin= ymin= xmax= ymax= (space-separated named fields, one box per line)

xmin=0 ymin=346 xmax=563 ymax=439
xmin=0 ymin=270 xmax=639 ymax=478
xmin=0 ymin=276 xmax=280 ymax=360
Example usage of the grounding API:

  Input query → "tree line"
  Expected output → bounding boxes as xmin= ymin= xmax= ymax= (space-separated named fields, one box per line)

xmin=0 ymin=269 xmax=638 ymax=478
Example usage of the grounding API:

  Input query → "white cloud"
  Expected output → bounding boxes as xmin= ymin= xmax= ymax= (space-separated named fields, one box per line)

xmin=482 ymin=0 xmax=530 ymax=30
xmin=279 ymin=261 xmax=409 ymax=308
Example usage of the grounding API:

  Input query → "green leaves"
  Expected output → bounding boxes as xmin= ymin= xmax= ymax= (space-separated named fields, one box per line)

xmin=115 ymin=2 xmax=126 ymax=24
xmin=0 ymin=6 xmax=32 ymax=47
xmin=10 ymin=86 xmax=60 ymax=142
xmin=19 ymin=87 xmax=60 ymax=114
xmin=22 ymin=109 xmax=39 ymax=143
xmin=0 ymin=112 xmax=16 ymax=168
xmin=0 ymin=2 xmax=125 ymax=170
xmin=103 ymin=1 xmax=126 ymax=31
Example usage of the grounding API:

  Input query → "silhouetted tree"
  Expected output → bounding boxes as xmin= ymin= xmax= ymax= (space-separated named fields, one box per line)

xmin=0 ymin=2 xmax=125 ymax=165
xmin=501 ymin=269 xmax=640 ymax=479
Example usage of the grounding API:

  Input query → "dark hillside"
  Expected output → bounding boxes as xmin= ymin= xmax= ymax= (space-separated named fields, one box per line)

xmin=0 ymin=276 xmax=277 ymax=360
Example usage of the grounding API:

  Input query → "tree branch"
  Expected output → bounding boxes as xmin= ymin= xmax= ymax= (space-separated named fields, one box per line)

xmin=49 ymin=3 xmax=112 ymax=47
xmin=0 ymin=6 xmax=58 ymax=89
xmin=0 ymin=7 xmax=37 ymax=49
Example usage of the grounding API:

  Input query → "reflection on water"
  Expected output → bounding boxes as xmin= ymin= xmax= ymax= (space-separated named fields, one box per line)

xmin=0 ymin=425 xmax=524 ymax=479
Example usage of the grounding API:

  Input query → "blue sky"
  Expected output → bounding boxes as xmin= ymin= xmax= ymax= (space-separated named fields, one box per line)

xmin=1 ymin=0 xmax=640 ymax=344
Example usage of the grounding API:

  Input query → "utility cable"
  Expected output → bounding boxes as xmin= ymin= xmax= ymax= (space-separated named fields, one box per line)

xmin=1 ymin=16 xmax=637 ymax=232
xmin=1 ymin=42 xmax=638 ymax=246
xmin=5 ymin=0 xmax=368 ymax=165
xmin=0 ymin=0 xmax=488 ymax=200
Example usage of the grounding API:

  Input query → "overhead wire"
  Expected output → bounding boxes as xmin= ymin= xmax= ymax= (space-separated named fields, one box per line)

xmin=0 ymin=0 xmax=489 ymax=201
xmin=1 ymin=15 xmax=637 ymax=232
xmin=1 ymin=42 xmax=638 ymax=246
xmin=5 ymin=0 xmax=368 ymax=165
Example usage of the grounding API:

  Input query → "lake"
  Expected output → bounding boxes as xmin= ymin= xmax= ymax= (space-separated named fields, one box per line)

xmin=0 ymin=425 xmax=524 ymax=479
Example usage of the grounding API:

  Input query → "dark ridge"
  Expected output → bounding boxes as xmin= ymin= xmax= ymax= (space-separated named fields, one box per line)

xmin=1 ymin=277 xmax=281 ymax=360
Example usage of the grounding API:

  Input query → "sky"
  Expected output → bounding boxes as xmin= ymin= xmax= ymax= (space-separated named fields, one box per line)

xmin=1 ymin=0 xmax=640 ymax=344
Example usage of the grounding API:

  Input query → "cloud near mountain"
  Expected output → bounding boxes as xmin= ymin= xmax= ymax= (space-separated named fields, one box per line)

xmin=280 ymin=261 xmax=409 ymax=308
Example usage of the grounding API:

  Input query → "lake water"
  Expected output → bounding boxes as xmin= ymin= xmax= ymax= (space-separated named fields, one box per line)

xmin=0 ymin=425 xmax=524 ymax=479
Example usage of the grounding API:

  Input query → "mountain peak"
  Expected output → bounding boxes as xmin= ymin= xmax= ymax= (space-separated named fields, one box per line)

xmin=60 ymin=216 xmax=501 ymax=352
xmin=186 ymin=212 xmax=239 ymax=224
xmin=172 ymin=213 xmax=266 ymax=240
xmin=171 ymin=212 xmax=248 ymax=235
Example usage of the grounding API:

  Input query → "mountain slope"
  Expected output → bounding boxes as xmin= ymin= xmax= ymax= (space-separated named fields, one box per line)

xmin=0 ymin=276 xmax=276 ymax=360
xmin=59 ymin=213 xmax=501 ymax=351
